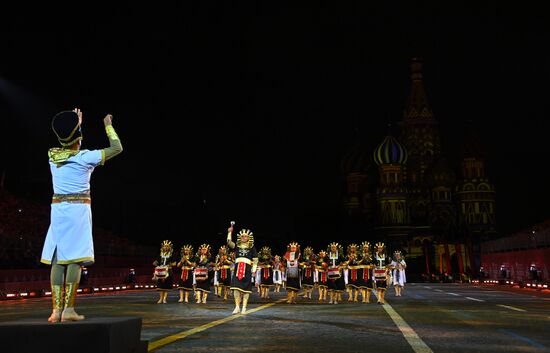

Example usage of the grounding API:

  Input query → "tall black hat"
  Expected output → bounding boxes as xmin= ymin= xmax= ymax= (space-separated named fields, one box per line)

xmin=52 ymin=111 xmax=82 ymax=146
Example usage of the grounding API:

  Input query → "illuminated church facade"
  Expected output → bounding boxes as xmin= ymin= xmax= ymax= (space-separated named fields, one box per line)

xmin=340 ymin=58 xmax=497 ymax=281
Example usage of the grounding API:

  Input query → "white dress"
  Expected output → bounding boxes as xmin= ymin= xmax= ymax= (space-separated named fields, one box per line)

xmin=391 ymin=260 xmax=407 ymax=286
xmin=40 ymin=149 xmax=103 ymax=265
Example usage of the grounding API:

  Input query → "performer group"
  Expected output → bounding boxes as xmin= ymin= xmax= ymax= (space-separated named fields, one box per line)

xmin=151 ymin=223 xmax=408 ymax=312
xmin=40 ymin=107 xmax=407 ymax=323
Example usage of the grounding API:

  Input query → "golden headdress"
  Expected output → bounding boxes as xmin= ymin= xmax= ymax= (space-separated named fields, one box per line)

xmin=393 ymin=250 xmax=403 ymax=257
xmin=287 ymin=242 xmax=300 ymax=251
xmin=360 ymin=241 xmax=372 ymax=258
xmin=180 ymin=244 xmax=194 ymax=255
xmin=260 ymin=246 xmax=272 ymax=255
xmin=237 ymin=229 xmax=254 ymax=248
xmin=375 ymin=242 xmax=385 ymax=250
xmin=160 ymin=240 xmax=173 ymax=257
xmin=303 ymin=246 xmax=315 ymax=261
xmin=198 ymin=243 xmax=211 ymax=256
xmin=347 ymin=243 xmax=358 ymax=255
xmin=328 ymin=242 xmax=343 ymax=256
xmin=218 ymin=245 xmax=228 ymax=254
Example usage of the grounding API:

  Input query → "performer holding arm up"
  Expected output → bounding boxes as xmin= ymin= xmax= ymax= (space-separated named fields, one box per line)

xmin=227 ymin=222 xmax=258 ymax=314
xmin=41 ymin=108 xmax=123 ymax=322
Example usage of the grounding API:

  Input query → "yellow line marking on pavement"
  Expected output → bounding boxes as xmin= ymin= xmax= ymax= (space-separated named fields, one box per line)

xmin=382 ymin=303 xmax=434 ymax=353
xmin=148 ymin=300 xmax=284 ymax=352
xmin=497 ymin=304 xmax=526 ymax=312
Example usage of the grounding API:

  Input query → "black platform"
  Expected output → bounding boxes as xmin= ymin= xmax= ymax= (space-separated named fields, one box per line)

xmin=0 ymin=317 xmax=148 ymax=353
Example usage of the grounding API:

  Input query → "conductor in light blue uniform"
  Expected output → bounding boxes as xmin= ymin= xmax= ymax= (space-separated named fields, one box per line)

xmin=41 ymin=108 xmax=123 ymax=322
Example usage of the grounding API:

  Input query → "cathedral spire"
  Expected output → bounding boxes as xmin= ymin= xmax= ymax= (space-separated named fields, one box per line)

xmin=403 ymin=57 xmax=435 ymax=123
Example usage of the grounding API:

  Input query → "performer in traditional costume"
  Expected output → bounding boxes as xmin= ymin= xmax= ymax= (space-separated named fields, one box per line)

xmin=315 ymin=249 xmax=329 ymax=301
xmin=327 ymin=242 xmax=345 ymax=304
xmin=215 ymin=245 xmax=233 ymax=301
xmin=373 ymin=242 xmax=391 ymax=304
xmin=194 ymin=244 xmax=214 ymax=304
xmin=284 ymin=242 xmax=301 ymax=304
xmin=358 ymin=241 xmax=374 ymax=303
xmin=153 ymin=240 xmax=177 ymax=304
xmin=344 ymin=243 xmax=361 ymax=302
xmin=41 ymin=108 xmax=123 ymax=322
xmin=258 ymin=246 xmax=274 ymax=299
xmin=227 ymin=224 xmax=258 ymax=314
xmin=391 ymin=250 xmax=407 ymax=296
xmin=300 ymin=246 xmax=316 ymax=299
xmin=272 ymin=255 xmax=284 ymax=293
xmin=177 ymin=244 xmax=196 ymax=303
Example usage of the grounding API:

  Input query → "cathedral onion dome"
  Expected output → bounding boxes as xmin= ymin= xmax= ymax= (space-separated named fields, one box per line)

xmin=373 ymin=135 xmax=408 ymax=165
xmin=340 ymin=141 xmax=371 ymax=174
xmin=426 ymin=158 xmax=456 ymax=187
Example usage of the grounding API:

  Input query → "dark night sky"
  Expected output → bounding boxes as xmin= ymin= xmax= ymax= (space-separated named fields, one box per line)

xmin=1 ymin=2 xmax=549 ymax=249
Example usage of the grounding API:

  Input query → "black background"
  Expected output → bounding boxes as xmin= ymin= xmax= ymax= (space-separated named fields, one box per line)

xmin=1 ymin=2 xmax=549 ymax=250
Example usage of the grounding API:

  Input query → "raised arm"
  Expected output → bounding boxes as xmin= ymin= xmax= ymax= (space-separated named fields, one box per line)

xmin=227 ymin=225 xmax=236 ymax=249
xmin=102 ymin=114 xmax=123 ymax=163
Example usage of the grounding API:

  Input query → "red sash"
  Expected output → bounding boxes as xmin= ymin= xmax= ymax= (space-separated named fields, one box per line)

xmin=181 ymin=269 xmax=189 ymax=281
xmin=363 ymin=268 xmax=370 ymax=280
xmin=320 ymin=272 xmax=327 ymax=283
xmin=351 ymin=269 xmax=357 ymax=282
xmin=263 ymin=268 xmax=270 ymax=279
xmin=221 ymin=269 xmax=227 ymax=280
xmin=306 ymin=268 xmax=312 ymax=278
xmin=237 ymin=262 xmax=246 ymax=280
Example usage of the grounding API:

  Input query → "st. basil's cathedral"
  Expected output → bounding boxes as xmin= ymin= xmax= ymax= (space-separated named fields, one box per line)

xmin=340 ymin=58 xmax=497 ymax=281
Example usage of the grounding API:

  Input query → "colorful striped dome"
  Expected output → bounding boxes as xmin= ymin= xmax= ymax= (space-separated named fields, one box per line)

xmin=373 ymin=135 xmax=408 ymax=165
